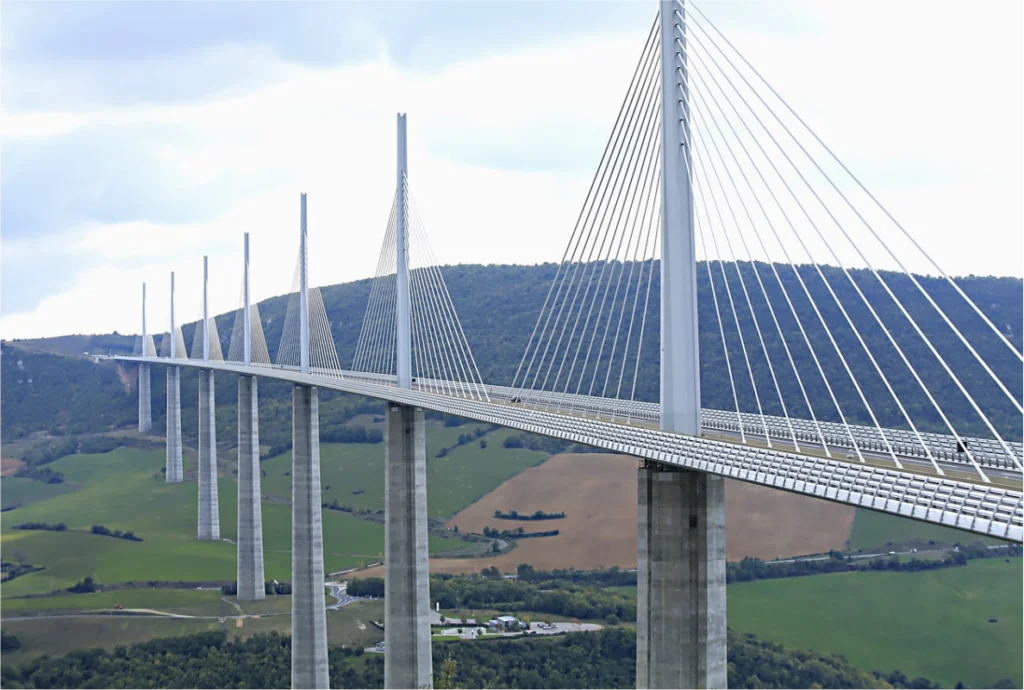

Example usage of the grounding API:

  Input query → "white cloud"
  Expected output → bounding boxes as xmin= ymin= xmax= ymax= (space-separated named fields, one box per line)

xmin=1 ymin=1 xmax=1021 ymax=340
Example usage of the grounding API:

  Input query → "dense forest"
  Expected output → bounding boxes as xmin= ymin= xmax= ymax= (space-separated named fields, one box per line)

xmin=3 ymin=262 xmax=1021 ymax=444
xmin=1 ymin=628 xmax=982 ymax=689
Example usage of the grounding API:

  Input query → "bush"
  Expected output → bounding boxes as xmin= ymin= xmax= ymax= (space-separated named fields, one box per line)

xmin=0 ymin=630 xmax=22 ymax=652
xmin=67 ymin=576 xmax=97 ymax=593
xmin=90 ymin=524 xmax=144 ymax=542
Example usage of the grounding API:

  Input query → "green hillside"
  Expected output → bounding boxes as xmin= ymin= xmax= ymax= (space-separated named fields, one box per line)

xmin=0 ymin=443 xmax=486 ymax=596
xmin=4 ymin=262 xmax=1022 ymax=444
xmin=727 ymin=557 xmax=1023 ymax=688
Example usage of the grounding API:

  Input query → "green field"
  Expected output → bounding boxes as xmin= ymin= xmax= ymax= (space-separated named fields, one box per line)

xmin=0 ymin=599 xmax=385 ymax=666
xmin=849 ymin=509 xmax=1006 ymax=550
xmin=261 ymin=423 xmax=549 ymax=519
xmin=727 ymin=557 xmax=1023 ymax=688
xmin=0 ymin=446 xmax=465 ymax=595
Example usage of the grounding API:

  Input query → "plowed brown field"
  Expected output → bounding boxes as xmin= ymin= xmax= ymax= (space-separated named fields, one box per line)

xmin=1 ymin=457 xmax=25 ymax=477
xmin=357 ymin=452 xmax=854 ymax=577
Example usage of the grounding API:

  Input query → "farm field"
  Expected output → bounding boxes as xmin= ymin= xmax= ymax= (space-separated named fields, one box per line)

xmin=392 ymin=452 xmax=857 ymax=575
xmin=1 ymin=457 xmax=25 ymax=477
xmin=0 ymin=599 xmax=385 ymax=666
xmin=260 ymin=423 xmax=549 ymax=519
xmin=727 ymin=557 xmax=1023 ymax=689
xmin=0 ymin=446 xmax=464 ymax=596
xmin=849 ymin=508 xmax=1005 ymax=550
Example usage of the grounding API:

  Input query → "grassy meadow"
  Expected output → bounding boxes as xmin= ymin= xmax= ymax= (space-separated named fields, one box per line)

xmin=726 ymin=557 xmax=1023 ymax=688
xmin=0 ymin=442 xmax=483 ymax=596
xmin=261 ymin=422 xmax=549 ymax=519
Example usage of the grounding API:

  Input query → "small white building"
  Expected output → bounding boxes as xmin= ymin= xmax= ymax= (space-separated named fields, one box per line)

xmin=489 ymin=615 xmax=527 ymax=632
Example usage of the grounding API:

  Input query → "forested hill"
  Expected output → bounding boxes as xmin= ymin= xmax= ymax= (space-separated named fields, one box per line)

xmin=3 ymin=262 xmax=1021 ymax=442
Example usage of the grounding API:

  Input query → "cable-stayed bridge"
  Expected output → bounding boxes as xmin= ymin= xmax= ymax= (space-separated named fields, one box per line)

xmin=110 ymin=2 xmax=1022 ymax=688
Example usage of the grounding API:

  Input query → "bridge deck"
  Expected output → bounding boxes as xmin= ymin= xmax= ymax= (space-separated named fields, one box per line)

xmin=115 ymin=356 xmax=1024 ymax=543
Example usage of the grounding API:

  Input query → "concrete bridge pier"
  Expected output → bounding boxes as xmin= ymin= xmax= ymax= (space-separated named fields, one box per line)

xmin=637 ymin=462 xmax=727 ymax=689
xmin=237 ymin=375 xmax=265 ymax=601
xmin=197 ymin=369 xmax=220 ymax=540
xmin=138 ymin=363 xmax=152 ymax=433
xmin=291 ymin=384 xmax=329 ymax=689
xmin=165 ymin=367 xmax=183 ymax=483
xmin=384 ymin=403 xmax=433 ymax=690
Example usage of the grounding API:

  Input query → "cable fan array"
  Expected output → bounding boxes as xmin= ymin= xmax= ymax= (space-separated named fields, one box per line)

xmin=189 ymin=310 xmax=224 ymax=361
xmin=226 ymin=283 xmax=273 ymax=367
xmin=132 ymin=333 xmax=158 ymax=358
xmin=351 ymin=181 xmax=489 ymax=401
xmin=158 ymin=327 xmax=188 ymax=359
xmin=511 ymin=18 xmax=663 ymax=414
xmin=511 ymin=2 xmax=1022 ymax=481
xmin=275 ymin=248 xmax=343 ymax=376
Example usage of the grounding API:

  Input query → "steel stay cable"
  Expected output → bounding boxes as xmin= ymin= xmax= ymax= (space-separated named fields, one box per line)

xmin=564 ymin=79 xmax=664 ymax=403
xmin=512 ymin=17 xmax=661 ymax=395
xmin=408 ymin=192 xmax=489 ymax=401
xmin=601 ymin=146 xmax=662 ymax=403
xmin=590 ymin=122 xmax=663 ymax=400
xmin=681 ymin=10 xmax=1017 ymax=471
xmin=669 ymin=78 xmax=858 ymax=463
xmin=407 ymin=202 xmax=462 ymax=397
xmin=685 ymin=134 xmax=772 ymax=445
xmin=679 ymin=39 xmax=977 ymax=469
xmin=673 ymin=51 xmax=873 ymax=465
xmin=678 ymin=40 xmax=999 ymax=474
xmin=539 ymin=53 xmax=663 ymax=400
xmin=685 ymin=1 xmax=1024 ymax=369
xmin=354 ymin=197 xmax=398 ymax=371
xmin=628 ymin=208 xmax=661 ymax=416
xmin=366 ymin=205 xmax=398 ymax=374
xmin=574 ymin=80 xmax=664 ymax=401
xmin=608 ymin=146 xmax=661 ymax=408
xmin=526 ymin=26 xmax=662 ymax=396
xmin=406 ymin=186 xmax=473 ymax=395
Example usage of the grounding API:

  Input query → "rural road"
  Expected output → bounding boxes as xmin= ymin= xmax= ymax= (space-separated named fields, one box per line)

xmin=768 ymin=542 xmax=1016 ymax=565
xmin=4 ymin=581 xmax=363 ymax=623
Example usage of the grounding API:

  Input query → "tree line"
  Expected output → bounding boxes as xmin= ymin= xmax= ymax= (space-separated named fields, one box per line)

xmin=4 ymin=627 xmax=1002 ymax=689
xmin=494 ymin=509 xmax=566 ymax=521
xmin=89 ymin=525 xmax=143 ymax=542
xmin=4 ymin=267 xmax=1021 ymax=446
xmin=348 ymin=575 xmax=635 ymax=623
xmin=482 ymin=526 xmax=560 ymax=539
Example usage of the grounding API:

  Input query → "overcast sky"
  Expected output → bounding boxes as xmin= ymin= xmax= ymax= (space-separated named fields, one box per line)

xmin=2 ymin=0 xmax=1021 ymax=340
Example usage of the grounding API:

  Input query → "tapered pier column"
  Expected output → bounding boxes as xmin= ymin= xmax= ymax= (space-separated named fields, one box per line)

xmin=237 ymin=375 xmax=265 ymax=601
xmin=384 ymin=403 xmax=432 ymax=690
xmin=637 ymin=464 xmax=726 ymax=688
xmin=197 ymin=370 xmax=220 ymax=540
xmin=166 ymin=367 xmax=183 ymax=483
xmin=291 ymin=384 xmax=328 ymax=689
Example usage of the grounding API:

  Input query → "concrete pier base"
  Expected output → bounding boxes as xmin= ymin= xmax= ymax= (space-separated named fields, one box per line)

xmin=637 ymin=463 xmax=726 ymax=689
xmin=291 ymin=384 xmax=329 ymax=689
xmin=138 ymin=363 xmax=152 ymax=433
xmin=166 ymin=367 xmax=183 ymax=483
xmin=197 ymin=370 xmax=220 ymax=540
xmin=237 ymin=376 xmax=265 ymax=601
xmin=384 ymin=403 xmax=433 ymax=690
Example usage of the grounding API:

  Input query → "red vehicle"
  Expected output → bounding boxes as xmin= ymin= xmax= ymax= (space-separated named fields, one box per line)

xmin=113 ymin=604 xmax=123 ymax=610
